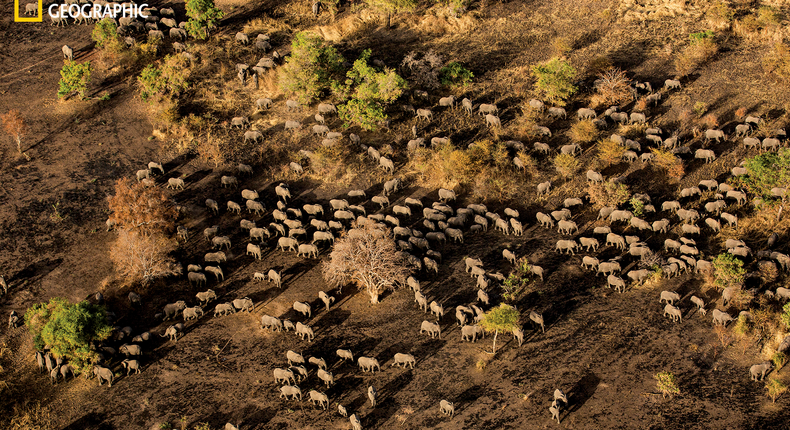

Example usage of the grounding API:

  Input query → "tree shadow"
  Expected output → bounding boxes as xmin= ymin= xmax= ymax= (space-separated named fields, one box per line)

xmin=567 ymin=371 xmax=600 ymax=413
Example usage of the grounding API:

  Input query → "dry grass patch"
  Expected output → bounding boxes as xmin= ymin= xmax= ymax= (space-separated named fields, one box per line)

xmin=569 ymin=119 xmax=600 ymax=143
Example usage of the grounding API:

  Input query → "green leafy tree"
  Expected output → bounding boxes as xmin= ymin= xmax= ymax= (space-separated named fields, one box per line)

xmin=732 ymin=148 xmax=790 ymax=219
xmin=58 ymin=60 xmax=92 ymax=99
xmin=766 ymin=378 xmax=787 ymax=403
xmin=439 ymin=62 xmax=473 ymax=87
xmin=530 ymin=57 xmax=577 ymax=106
xmin=137 ymin=55 xmax=191 ymax=102
xmin=278 ymin=32 xmax=345 ymax=105
xmin=366 ymin=0 xmax=417 ymax=27
xmin=501 ymin=258 xmax=532 ymax=302
xmin=630 ymin=197 xmax=645 ymax=217
xmin=336 ymin=49 xmax=407 ymax=131
xmin=91 ymin=17 xmax=124 ymax=54
xmin=712 ymin=253 xmax=745 ymax=290
xmin=479 ymin=303 xmax=520 ymax=354
xmin=24 ymin=298 xmax=112 ymax=373
xmin=184 ymin=0 xmax=224 ymax=40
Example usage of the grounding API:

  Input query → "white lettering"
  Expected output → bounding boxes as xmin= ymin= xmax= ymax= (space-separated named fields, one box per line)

xmin=59 ymin=4 xmax=68 ymax=19
xmin=112 ymin=4 xmax=122 ymax=16
xmin=102 ymin=5 xmax=112 ymax=18
xmin=91 ymin=4 xmax=102 ymax=19
xmin=68 ymin=4 xmax=80 ymax=18
xmin=48 ymin=4 xmax=59 ymax=18
xmin=138 ymin=4 xmax=149 ymax=19
xmin=122 ymin=4 xmax=132 ymax=18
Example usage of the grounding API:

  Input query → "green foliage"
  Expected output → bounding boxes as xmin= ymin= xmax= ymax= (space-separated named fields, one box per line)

xmin=137 ymin=55 xmax=190 ymax=103
xmin=732 ymin=148 xmax=790 ymax=207
xmin=501 ymin=258 xmax=532 ymax=302
xmin=587 ymin=181 xmax=630 ymax=208
xmin=773 ymin=351 xmax=787 ymax=370
xmin=655 ymin=371 xmax=680 ymax=398
xmin=781 ymin=302 xmax=790 ymax=330
xmin=91 ymin=18 xmax=124 ymax=53
xmin=766 ymin=377 xmax=787 ymax=403
xmin=693 ymin=101 xmax=708 ymax=116
xmin=530 ymin=57 xmax=578 ymax=106
xmin=184 ymin=0 xmax=224 ymax=40
xmin=278 ymin=32 xmax=345 ymax=105
xmin=337 ymin=49 xmax=407 ymax=131
xmin=712 ymin=253 xmax=746 ymax=290
xmin=690 ymin=30 xmax=714 ymax=44
xmin=58 ymin=60 xmax=92 ymax=99
xmin=439 ymin=62 xmax=473 ymax=87
xmin=479 ymin=303 xmax=520 ymax=353
xmin=630 ymin=197 xmax=644 ymax=217
xmin=24 ymin=298 xmax=111 ymax=373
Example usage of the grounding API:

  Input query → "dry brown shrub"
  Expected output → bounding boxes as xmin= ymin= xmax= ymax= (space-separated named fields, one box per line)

xmin=7 ymin=402 xmax=53 ymax=430
xmin=594 ymin=68 xmax=633 ymax=106
xmin=1 ymin=109 xmax=27 ymax=154
xmin=195 ymin=131 xmax=228 ymax=168
xmin=323 ymin=223 xmax=409 ymax=304
xmin=616 ymin=123 xmax=647 ymax=139
xmin=763 ymin=43 xmax=790 ymax=81
xmin=733 ymin=15 xmax=760 ymax=38
xmin=705 ymin=1 xmax=735 ymax=30
xmin=516 ymin=150 xmax=539 ymax=177
xmin=675 ymin=38 xmax=718 ymax=77
xmin=587 ymin=181 xmax=631 ymax=208
xmin=569 ymin=119 xmax=600 ymax=143
xmin=109 ymin=230 xmax=179 ymax=286
xmin=552 ymin=36 xmax=573 ymax=57
xmin=633 ymin=97 xmax=648 ymax=112
xmin=735 ymin=107 xmax=748 ymax=121
xmin=596 ymin=138 xmax=624 ymax=166
xmin=714 ymin=324 xmax=733 ymax=348
xmin=701 ymin=113 xmax=719 ymax=129
xmin=553 ymin=153 xmax=579 ymax=178
xmin=107 ymin=177 xmax=177 ymax=235
xmin=651 ymin=149 xmax=684 ymax=180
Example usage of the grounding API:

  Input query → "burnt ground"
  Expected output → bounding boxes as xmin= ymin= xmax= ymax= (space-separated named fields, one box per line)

xmin=1 ymin=0 xmax=790 ymax=429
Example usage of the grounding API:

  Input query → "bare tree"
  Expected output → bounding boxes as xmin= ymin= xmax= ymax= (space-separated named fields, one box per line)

xmin=323 ymin=223 xmax=410 ymax=304
xmin=109 ymin=229 xmax=179 ymax=286
xmin=108 ymin=177 xmax=177 ymax=236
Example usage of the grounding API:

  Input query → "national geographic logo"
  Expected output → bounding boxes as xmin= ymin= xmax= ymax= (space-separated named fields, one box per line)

xmin=15 ymin=0 xmax=43 ymax=22
xmin=14 ymin=1 xmax=149 ymax=23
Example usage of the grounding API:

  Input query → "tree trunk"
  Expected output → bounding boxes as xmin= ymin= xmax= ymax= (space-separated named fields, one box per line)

xmin=491 ymin=330 xmax=498 ymax=354
xmin=386 ymin=12 xmax=391 ymax=28
xmin=778 ymin=204 xmax=784 ymax=221
xmin=368 ymin=288 xmax=380 ymax=304
xmin=15 ymin=135 xmax=21 ymax=154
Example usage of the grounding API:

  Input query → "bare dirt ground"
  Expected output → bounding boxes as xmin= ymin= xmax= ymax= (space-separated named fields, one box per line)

xmin=1 ymin=0 xmax=790 ymax=429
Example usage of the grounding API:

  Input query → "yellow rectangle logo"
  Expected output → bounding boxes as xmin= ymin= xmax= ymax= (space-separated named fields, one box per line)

xmin=15 ymin=0 xmax=43 ymax=22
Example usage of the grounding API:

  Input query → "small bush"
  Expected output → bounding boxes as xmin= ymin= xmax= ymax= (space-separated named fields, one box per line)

xmin=763 ymin=43 xmax=790 ymax=81
xmin=91 ymin=18 xmax=124 ymax=56
xmin=690 ymin=30 xmax=715 ymax=45
xmin=553 ymin=153 xmax=579 ymax=178
xmin=551 ymin=37 xmax=573 ymax=56
xmin=705 ymin=2 xmax=734 ymax=29
xmin=587 ymin=181 xmax=630 ymax=208
xmin=596 ymin=138 xmax=625 ymax=166
xmin=586 ymin=55 xmax=613 ymax=77
xmin=630 ymin=197 xmax=644 ymax=217
xmin=766 ymin=378 xmax=787 ymax=403
xmin=693 ymin=101 xmax=708 ymax=116
xmin=655 ymin=371 xmax=680 ymax=399
xmin=773 ymin=352 xmax=787 ymax=370
xmin=701 ymin=113 xmax=719 ymax=128
xmin=531 ymin=57 xmax=578 ymax=107
xmin=651 ymin=149 xmax=684 ymax=180
xmin=137 ymin=55 xmax=190 ymax=103
xmin=594 ymin=68 xmax=633 ymax=106
xmin=712 ymin=253 xmax=746 ymax=290
xmin=439 ymin=61 xmax=473 ymax=87
xmin=58 ymin=60 xmax=92 ymax=99
xmin=735 ymin=107 xmax=747 ymax=120
xmin=569 ymin=119 xmax=599 ymax=143
xmin=781 ymin=302 xmax=790 ymax=330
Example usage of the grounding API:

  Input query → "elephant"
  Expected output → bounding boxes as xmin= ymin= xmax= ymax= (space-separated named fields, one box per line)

xmin=122 ymin=359 xmax=141 ymax=375
xmin=163 ymin=300 xmax=187 ymax=320
xmin=183 ymin=306 xmax=204 ymax=321
xmin=93 ymin=365 xmax=114 ymax=387
xmin=161 ymin=325 xmax=181 ymax=341
xmin=120 ymin=344 xmax=142 ymax=357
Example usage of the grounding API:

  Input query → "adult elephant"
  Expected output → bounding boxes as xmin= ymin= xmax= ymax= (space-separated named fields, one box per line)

xmin=93 ymin=365 xmax=114 ymax=387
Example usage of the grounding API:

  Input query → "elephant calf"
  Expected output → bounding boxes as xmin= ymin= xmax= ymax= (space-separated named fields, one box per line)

xmin=122 ymin=359 xmax=141 ymax=375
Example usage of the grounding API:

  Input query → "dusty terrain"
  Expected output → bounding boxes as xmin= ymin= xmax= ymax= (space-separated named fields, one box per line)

xmin=1 ymin=0 xmax=790 ymax=429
